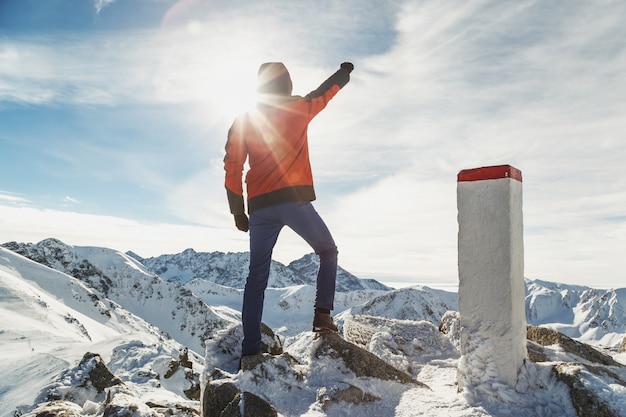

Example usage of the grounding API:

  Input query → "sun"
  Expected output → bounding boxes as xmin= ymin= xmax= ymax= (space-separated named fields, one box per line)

xmin=209 ymin=57 xmax=261 ymax=121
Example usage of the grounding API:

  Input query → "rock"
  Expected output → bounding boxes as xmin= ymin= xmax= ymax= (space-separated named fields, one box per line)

xmin=526 ymin=326 xmax=620 ymax=366
xmin=526 ymin=341 xmax=550 ymax=363
xmin=205 ymin=323 xmax=283 ymax=374
xmin=525 ymin=327 xmax=626 ymax=417
xmin=241 ymin=392 xmax=278 ymax=417
xmin=36 ymin=352 xmax=123 ymax=405
xmin=81 ymin=352 xmax=124 ymax=392
xmin=554 ymin=363 xmax=624 ymax=417
xmin=163 ymin=348 xmax=200 ymax=400
xmin=100 ymin=385 xmax=165 ymax=417
xmin=313 ymin=331 xmax=429 ymax=387
xmin=201 ymin=380 xmax=278 ymax=417
xmin=22 ymin=400 xmax=84 ymax=417
xmin=202 ymin=381 xmax=241 ymax=417
xmin=180 ymin=347 xmax=194 ymax=369
xmin=202 ymin=324 xmax=429 ymax=417
xmin=317 ymin=383 xmax=381 ymax=411
xmin=619 ymin=336 xmax=626 ymax=353
xmin=260 ymin=323 xmax=283 ymax=356
xmin=184 ymin=376 xmax=201 ymax=402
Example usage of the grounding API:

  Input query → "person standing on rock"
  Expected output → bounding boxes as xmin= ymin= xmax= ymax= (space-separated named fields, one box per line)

xmin=224 ymin=61 xmax=354 ymax=357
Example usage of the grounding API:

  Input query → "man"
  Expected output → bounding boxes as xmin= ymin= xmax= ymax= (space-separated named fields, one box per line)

xmin=224 ymin=61 xmax=354 ymax=357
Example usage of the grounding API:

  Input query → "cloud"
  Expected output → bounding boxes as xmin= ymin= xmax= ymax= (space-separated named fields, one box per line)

xmin=62 ymin=196 xmax=81 ymax=205
xmin=0 ymin=191 xmax=29 ymax=205
xmin=0 ymin=203 xmax=248 ymax=258
xmin=94 ymin=0 xmax=116 ymax=14
xmin=2 ymin=0 xmax=625 ymax=288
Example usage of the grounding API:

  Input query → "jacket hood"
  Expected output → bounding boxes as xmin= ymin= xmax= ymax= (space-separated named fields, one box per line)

xmin=257 ymin=62 xmax=293 ymax=97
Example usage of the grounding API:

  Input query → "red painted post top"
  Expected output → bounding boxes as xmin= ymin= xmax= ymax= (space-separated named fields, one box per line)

xmin=458 ymin=165 xmax=522 ymax=182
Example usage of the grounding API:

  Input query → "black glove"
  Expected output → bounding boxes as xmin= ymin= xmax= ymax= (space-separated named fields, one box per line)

xmin=234 ymin=213 xmax=249 ymax=232
xmin=340 ymin=62 xmax=354 ymax=73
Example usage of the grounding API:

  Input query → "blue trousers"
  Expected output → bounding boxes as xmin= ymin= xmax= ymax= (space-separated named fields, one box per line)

xmin=241 ymin=201 xmax=338 ymax=355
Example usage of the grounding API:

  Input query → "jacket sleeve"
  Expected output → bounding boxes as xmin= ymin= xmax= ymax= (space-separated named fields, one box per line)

xmin=305 ymin=66 xmax=351 ymax=100
xmin=303 ymin=65 xmax=352 ymax=118
xmin=224 ymin=116 xmax=248 ymax=215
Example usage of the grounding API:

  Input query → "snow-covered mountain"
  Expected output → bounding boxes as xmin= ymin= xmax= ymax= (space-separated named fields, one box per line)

xmin=526 ymin=279 xmax=626 ymax=347
xmin=2 ymin=239 xmax=238 ymax=355
xmin=2 ymin=237 xmax=626 ymax=417
xmin=0 ymin=246 xmax=203 ymax=417
xmin=129 ymin=248 xmax=392 ymax=292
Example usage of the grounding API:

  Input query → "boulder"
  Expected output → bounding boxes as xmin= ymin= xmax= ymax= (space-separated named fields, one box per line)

xmin=526 ymin=326 xmax=626 ymax=417
xmin=204 ymin=323 xmax=283 ymax=374
xmin=164 ymin=348 xmax=201 ymax=400
xmin=313 ymin=331 xmax=428 ymax=387
xmin=202 ymin=326 xmax=428 ymax=416
xmin=22 ymin=400 xmax=84 ymax=417
xmin=202 ymin=381 xmax=242 ymax=417
xmin=201 ymin=378 xmax=277 ymax=417
xmin=526 ymin=326 xmax=620 ymax=366
xmin=317 ymin=383 xmax=381 ymax=411
xmin=81 ymin=352 xmax=124 ymax=392
xmin=554 ymin=363 xmax=624 ymax=417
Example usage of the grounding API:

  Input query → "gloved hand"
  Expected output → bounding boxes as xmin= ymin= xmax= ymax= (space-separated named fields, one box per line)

xmin=340 ymin=62 xmax=354 ymax=73
xmin=234 ymin=213 xmax=249 ymax=232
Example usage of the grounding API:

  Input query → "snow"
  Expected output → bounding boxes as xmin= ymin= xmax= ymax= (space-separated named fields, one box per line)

xmin=2 ymin=240 xmax=626 ymax=416
xmin=0 ymin=247 xmax=200 ymax=416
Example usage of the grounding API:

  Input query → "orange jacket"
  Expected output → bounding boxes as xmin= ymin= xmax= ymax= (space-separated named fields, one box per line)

xmin=224 ymin=65 xmax=351 ymax=214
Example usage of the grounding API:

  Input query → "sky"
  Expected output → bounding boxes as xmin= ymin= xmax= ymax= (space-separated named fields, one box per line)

xmin=1 ymin=0 xmax=625 ymax=290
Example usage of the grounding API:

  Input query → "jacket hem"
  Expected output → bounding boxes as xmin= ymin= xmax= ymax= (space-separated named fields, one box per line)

xmin=248 ymin=186 xmax=316 ymax=213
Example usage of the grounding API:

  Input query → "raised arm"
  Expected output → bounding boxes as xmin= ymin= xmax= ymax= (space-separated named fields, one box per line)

xmin=304 ymin=62 xmax=354 ymax=101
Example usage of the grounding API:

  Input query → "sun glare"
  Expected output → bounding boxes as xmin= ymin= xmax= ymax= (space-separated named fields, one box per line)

xmin=216 ymin=64 xmax=259 ymax=119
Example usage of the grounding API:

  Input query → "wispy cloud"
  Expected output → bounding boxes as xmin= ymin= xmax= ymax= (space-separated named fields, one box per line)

xmin=0 ymin=191 xmax=29 ymax=205
xmin=1 ymin=0 xmax=625 ymax=288
xmin=94 ymin=0 xmax=116 ymax=14
xmin=0 ymin=203 xmax=247 ymax=257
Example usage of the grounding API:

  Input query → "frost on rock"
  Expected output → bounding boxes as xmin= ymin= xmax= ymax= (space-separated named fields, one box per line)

xmin=203 ymin=323 xmax=283 ymax=377
xmin=201 ymin=323 xmax=429 ymax=417
xmin=527 ymin=327 xmax=626 ymax=417
xmin=34 ymin=352 xmax=123 ymax=407
xmin=527 ymin=325 xmax=621 ymax=366
xmin=22 ymin=400 xmax=85 ymax=417
xmin=343 ymin=315 xmax=458 ymax=377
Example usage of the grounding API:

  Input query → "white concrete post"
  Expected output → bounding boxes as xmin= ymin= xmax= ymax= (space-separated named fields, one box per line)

xmin=457 ymin=165 xmax=527 ymax=389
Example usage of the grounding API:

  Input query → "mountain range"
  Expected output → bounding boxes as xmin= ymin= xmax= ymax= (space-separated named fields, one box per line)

xmin=1 ymin=238 xmax=626 ymax=416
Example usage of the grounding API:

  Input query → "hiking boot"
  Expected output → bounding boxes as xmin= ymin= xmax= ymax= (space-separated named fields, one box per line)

xmin=312 ymin=311 xmax=338 ymax=333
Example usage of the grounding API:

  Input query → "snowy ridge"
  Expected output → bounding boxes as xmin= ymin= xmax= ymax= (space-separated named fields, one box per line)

xmin=2 ymin=238 xmax=626 ymax=416
xmin=346 ymin=285 xmax=458 ymax=325
xmin=3 ymin=239 xmax=237 ymax=354
xmin=131 ymin=249 xmax=392 ymax=291
xmin=0 ymin=247 xmax=201 ymax=416
xmin=526 ymin=279 xmax=626 ymax=347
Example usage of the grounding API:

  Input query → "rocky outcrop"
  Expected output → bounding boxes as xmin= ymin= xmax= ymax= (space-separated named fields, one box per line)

xmin=526 ymin=326 xmax=626 ymax=417
xmin=620 ymin=336 xmax=626 ymax=353
xmin=527 ymin=325 xmax=620 ymax=366
xmin=554 ymin=363 xmax=624 ymax=417
xmin=37 ymin=352 xmax=123 ymax=404
xmin=317 ymin=383 xmax=381 ymax=411
xmin=202 ymin=327 xmax=429 ymax=417
xmin=164 ymin=348 xmax=200 ymax=400
xmin=202 ymin=370 xmax=279 ymax=417
xmin=25 ymin=351 xmax=202 ymax=417
xmin=313 ymin=331 xmax=427 ymax=386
